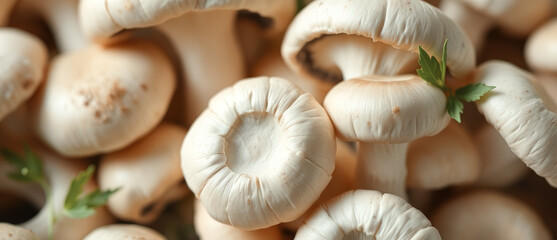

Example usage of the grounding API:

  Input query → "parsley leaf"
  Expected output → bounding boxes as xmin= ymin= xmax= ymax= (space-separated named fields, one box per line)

xmin=1 ymin=145 xmax=45 ymax=183
xmin=417 ymin=39 xmax=494 ymax=123
xmin=455 ymin=83 xmax=496 ymax=102
xmin=63 ymin=165 xmax=119 ymax=219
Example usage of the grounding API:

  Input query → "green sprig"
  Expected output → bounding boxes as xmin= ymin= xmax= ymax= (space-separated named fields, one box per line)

xmin=417 ymin=39 xmax=495 ymax=123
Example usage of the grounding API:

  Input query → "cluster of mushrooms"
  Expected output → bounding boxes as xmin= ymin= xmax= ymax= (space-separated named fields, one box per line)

xmin=1 ymin=0 xmax=557 ymax=239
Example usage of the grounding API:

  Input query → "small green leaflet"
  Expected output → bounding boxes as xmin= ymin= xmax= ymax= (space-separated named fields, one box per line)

xmin=417 ymin=39 xmax=495 ymax=123
xmin=1 ymin=145 xmax=45 ymax=183
xmin=63 ymin=165 xmax=119 ymax=219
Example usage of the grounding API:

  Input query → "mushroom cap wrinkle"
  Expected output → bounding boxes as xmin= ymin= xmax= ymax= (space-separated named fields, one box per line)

xmin=99 ymin=123 xmax=189 ymax=224
xmin=0 ymin=223 xmax=39 ymax=240
xmin=282 ymin=0 xmax=475 ymax=80
xmin=475 ymin=60 xmax=557 ymax=187
xmin=324 ymin=75 xmax=450 ymax=143
xmin=295 ymin=190 xmax=441 ymax=240
xmin=29 ymin=39 xmax=175 ymax=157
xmin=83 ymin=224 xmax=167 ymax=240
xmin=181 ymin=76 xmax=336 ymax=230
xmin=0 ymin=28 xmax=47 ymax=122
xmin=432 ymin=191 xmax=551 ymax=240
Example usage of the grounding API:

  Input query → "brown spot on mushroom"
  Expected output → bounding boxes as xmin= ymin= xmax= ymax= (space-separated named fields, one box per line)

xmin=367 ymin=121 xmax=371 ymax=126
xmin=392 ymin=106 xmax=401 ymax=114
xmin=21 ymin=80 xmax=33 ymax=90
xmin=247 ymin=199 xmax=252 ymax=205
xmin=94 ymin=110 xmax=101 ymax=119
xmin=141 ymin=83 xmax=148 ymax=91
xmin=8 ymin=233 xmax=12 ymax=237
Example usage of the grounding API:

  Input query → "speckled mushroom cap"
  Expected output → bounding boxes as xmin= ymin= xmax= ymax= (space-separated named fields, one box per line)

xmin=475 ymin=60 xmax=557 ymax=187
xmin=526 ymin=19 xmax=557 ymax=75
xmin=0 ymin=28 xmax=47 ymax=122
xmin=29 ymin=39 xmax=175 ymax=157
xmin=282 ymin=0 xmax=475 ymax=82
xmin=79 ymin=0 xmax=294 ymax=41
xmin=181 ymin=76 xmax=335 ymax=230
xmin=0 ymin=223 xmax=39 ymax=240
xmin=295 ymin=190 xmax=441 ymax=239
xmin=324 ymin=75 xmax=449 ymax=143
xmin=83 ymin=224 xmax=166 ymax=240
xmin=99 ymin=123 xmax=189 ymax=224
xmin=432 ymin=191 xmax=551 ymax=240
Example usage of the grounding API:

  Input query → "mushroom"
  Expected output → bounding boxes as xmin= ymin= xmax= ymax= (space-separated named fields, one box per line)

xmin=13 ymin=0 xmax=88 ymax=52
xmin=194 ymin=199 xmax=282 ymax=240
xmin=83 ymin=224 xmax=166 ymax=240
xmin=439 ymin=0 xmax=553 ymax=52
xmin=432 ymin=190 xmax=551 ymax=240
xmin=295 ymin=189 xmax=441 ymax=239
xmin=406 ymin=121 xmax=480 ymax=190
xmin=79 ymin=0 xmax=295 ymax=126
xmin=473 ymin=124 xmax=529 ymax=187
xmin=525 ymin=18 xmax=557 ymax=76
xmin=0 ymin=0 xmax=18 ymax=26
xmin=282 ymin=0 xmax=475 ymax=200
xmin=475 ymin=60 xmax=557 ymax=187
xmin=99 ymin=122 xmax=190 ymax=224
xmin=0 ymin=28 xmax=47 ymax=122
xmin=181 ymin=76 xmax=335 ymax=230
xmin=0 ymin=223 xmax=39 ymax=240
xmin=28 ymin=38 xmax=175 ymax=157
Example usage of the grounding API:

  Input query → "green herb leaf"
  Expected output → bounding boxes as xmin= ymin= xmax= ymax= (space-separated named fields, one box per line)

xmin=440 ymin=39 xmax=447 ymax=83
xmin=63 ymin=165 xmax=119 ymax=219
xmin=417 ymin=45 xmax=444 ymax=89
xmin=455 ymin=83 xmax=496 ymax=102
xmin=296 ymin=0 xmax=307 ymax=13
xmin=1 ymin=146 xmax=45 ymax=183
xmin=447 ymin=95 xmax=464 ymax=123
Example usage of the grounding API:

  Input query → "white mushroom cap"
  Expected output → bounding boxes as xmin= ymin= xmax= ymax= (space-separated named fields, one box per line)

xmin=83 ymin=224 xmax=166 ymax=240
xmin=475 ymin=60 xmax=557 ymax=187
xmin=29 ymin=39 xmax=175 ymax=157
xmin=525 ymin=19 xmax=557 ymax=75
xmin=0 ymin=28 xmax=47 ymax=122
xmin=295 ymin=190 xmax=441 ymax=239
xmin=432 ymin=191 xmax=551 ymax=240
xmin=407 ymin=121 xmax=480 ymax=190
xmin=282 ymin=0 xmax=475 ymax=81
xmin=0 ymin=223 xmax=39 ymax=240
xmin=194 ymin=199 xmax=282 ymax=240
xmin=99 ymin=123 xmax=189 ymax=224
xmin=181 ymin=76 xmax=335 ymax=230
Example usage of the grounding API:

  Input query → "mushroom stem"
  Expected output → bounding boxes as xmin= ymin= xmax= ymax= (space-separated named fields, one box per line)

xmin=357 ymin=142 xmax=408 ymax=200
xmin=158 ymin=10 xmax=245 ymax=126
xmin=440 ymin=0 xmax=492 ymax=52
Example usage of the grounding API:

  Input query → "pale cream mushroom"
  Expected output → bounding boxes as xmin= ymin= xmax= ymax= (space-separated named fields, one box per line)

xmin=83 ymin=224 xmax=166 ymax=240
xmin=14 ymin=0 xmax=88 ymax=52
xmin=475 ymin=60 xmax=557 ymax=187
xmin=0 ymin=28 xmax=47 ymax=122
xmin=99 ymin=123 xmax=189 ymax=224
xmin=0 ymin=0 xmax=17 ymax=26
xmin=181 ymin=76 xmax=335 ymax=230
xmin=525 ymin=19 xmax=557 ymax=76
xmin=0 ymin=223 xmax=39 ymax=240
xmin=324 ymin=75 xmax=450 ymax=199
xmin=79 ymin=0 xmax=295 ymax=126
xmin=282 ymin=0 xmax=475 ymax=84
xmin=29 ymin=38 xmax=175 ymax=157
xmin=194 ymin=199 xmax=282 ymax=240
xmin=440 ymin=0 xmax=553 ymax=52
xmin=407 ymin=121 xmax=480 ymax=190
xmin=473 ymin=124 xmax=529 ymax=187
xmin=295 ymin=190 xmax=441 ymax=239
xmin=432 ymin=190 xmax=551 ymax=240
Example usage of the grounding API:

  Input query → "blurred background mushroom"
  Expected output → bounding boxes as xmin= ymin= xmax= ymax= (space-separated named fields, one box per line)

xmin=83 ymin=224 xmax=167 ymax=240
xmin=0 ymin=223 xmax=39 ymax=240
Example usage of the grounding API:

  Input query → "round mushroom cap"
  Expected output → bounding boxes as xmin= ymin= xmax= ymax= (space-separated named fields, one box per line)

xmin=99 ymin=123 xmax=189 ymax=224
xmin=79 ymin=0 xmax=294 ymax=41
xmin=295 ymin=190 xmax=441 ymax=239
xmin=0 ymin=223 xmax=39 ymax=240
xmin=475 ymin=60 xmax=557 ymax=187
xmin=0 ymin=28 xmax=47 ymax=122
xmin=282 ymin=0 xmax=475 ymax=80
xmin=324 ymin=75 xmax=450 ymax=143
xmin=525 ymin=19 xmax=557 ymax=75
xmin=432 ymin=191 xmax=551 ymax=240
xmin=83 ymin=224 xmax=166 ymax=240
xmin=29 ymin=39 xmax=175 ymax=157
xmin=181 ymin=76 xmax=336 ymax=230
xmin=194 ymin=200 xmax=282 ymax=240
xmin=407 ymin=121 xmax=480 ymax=189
